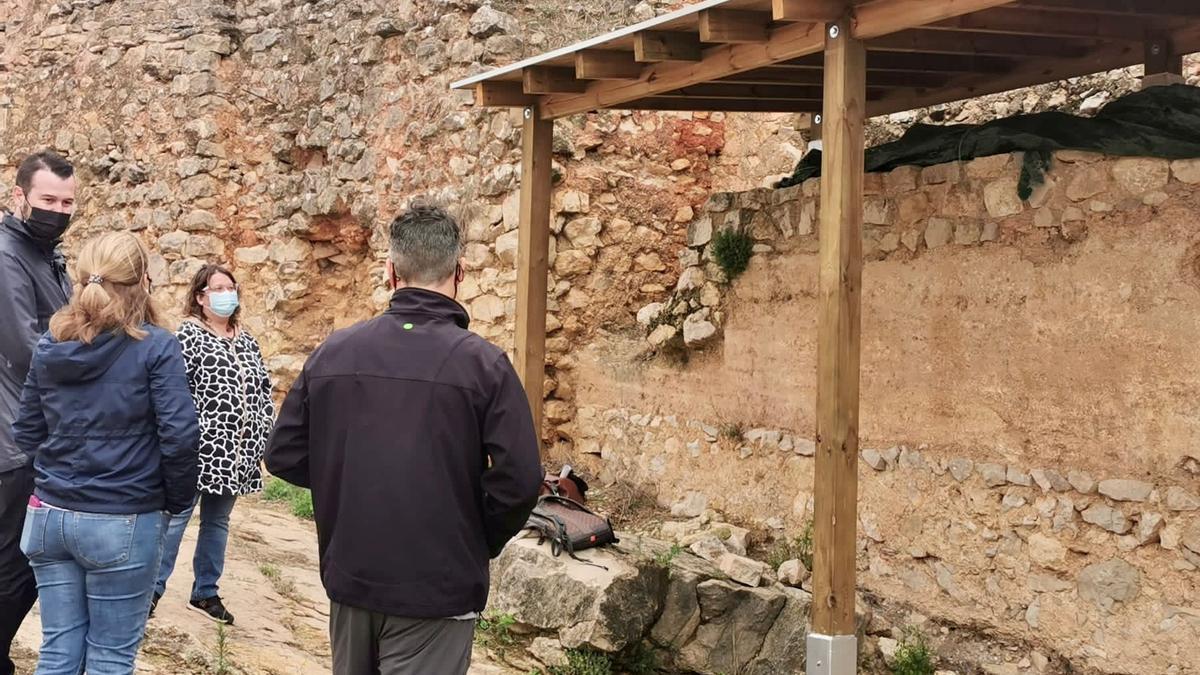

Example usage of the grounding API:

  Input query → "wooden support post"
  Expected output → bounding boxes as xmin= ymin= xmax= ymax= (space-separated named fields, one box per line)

xmin=1143 ymin=31 xmax=1184 ymax=88
xmin=807 ymin=17 xmax=864 ymax=675
xmin=514 ymin=108 xmax=553 ymax=452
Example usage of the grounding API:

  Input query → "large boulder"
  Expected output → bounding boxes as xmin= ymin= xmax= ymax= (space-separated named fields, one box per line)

xmin=651 ymin=550 xmax=748 ymax=656
xmin=745 ymin=587 xmax=813 ymax=675
xmin=676 ymin=581 xmax=787 ymax=675
xmin=489 ymin=537 xmax=667 ymax=652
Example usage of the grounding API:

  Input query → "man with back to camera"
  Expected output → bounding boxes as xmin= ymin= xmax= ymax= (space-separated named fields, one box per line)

xmin=265 ymin=203 xmax=543 ymax=674
xmin=0 ymin=151 xmax=76 ymax=675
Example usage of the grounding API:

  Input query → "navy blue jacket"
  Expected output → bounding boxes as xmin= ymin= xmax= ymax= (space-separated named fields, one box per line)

xmin=266 ymin=288 xmax=542 ymax=618
xmin=13 ymin=326 xmax=200 ymax=514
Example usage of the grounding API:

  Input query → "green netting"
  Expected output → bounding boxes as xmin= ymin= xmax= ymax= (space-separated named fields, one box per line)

xmin=778 ymin=84 xmax=1200 ymax=199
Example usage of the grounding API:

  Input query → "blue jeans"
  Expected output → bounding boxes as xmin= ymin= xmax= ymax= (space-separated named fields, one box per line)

xmin=155 ymin=493 xmax=237 ymax=601
xmin=20 ymin=506 xmax=166 ymax=675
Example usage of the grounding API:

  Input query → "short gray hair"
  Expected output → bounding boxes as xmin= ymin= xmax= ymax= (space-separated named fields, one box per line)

xmin=388 ymin=203 xmax=463 ymax=285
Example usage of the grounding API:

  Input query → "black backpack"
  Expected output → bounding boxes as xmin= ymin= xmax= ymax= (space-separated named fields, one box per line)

xmin=524 ymin=495 xmax=619 ymax=567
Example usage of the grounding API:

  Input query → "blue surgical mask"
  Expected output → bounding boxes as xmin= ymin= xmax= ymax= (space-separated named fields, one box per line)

xmin=208 ymin=290 xmax=239 ymax=317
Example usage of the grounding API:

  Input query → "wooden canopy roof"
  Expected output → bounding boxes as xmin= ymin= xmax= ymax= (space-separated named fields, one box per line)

xmin=450 ymin=0 xmax=1200 ymax=119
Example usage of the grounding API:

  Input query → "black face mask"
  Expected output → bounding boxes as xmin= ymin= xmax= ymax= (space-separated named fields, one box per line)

xmin=23 ymin=204 xmax=72 ymax=243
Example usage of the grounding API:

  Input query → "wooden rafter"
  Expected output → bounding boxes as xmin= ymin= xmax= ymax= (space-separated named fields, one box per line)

xmin=927 ymin=6 xmax=1151 ymax=40
xmin=523 ymin=67 xmax=587 ymax=94
xmin=720 ymin=67 xmax=952 ymax=89
xmin=699 ymin=9 xmax=771 ymax=43
xmin=772 ymin=0 xmax=847 ymax=22
xmin=538 ymin=0 xmax=1018 ymax=119
xmin=616 ymin=96 xmax=823 ymax=112
xmin=853 ymin=0 xmax=1018 ymax=39
xmin=575 ymin=50 xmax=643 ymax=80
xmin=634 ymin=31 xmax=703 ymax=62
xmin=475 ymin=81 xmax=535 ymax=107
xmin=655 ymin=82 xmax=890 ymax=100
xmin=1015 ymin=0 xmax=1200 ymax=18
xmin=868 ymin=28 xmax=1097 ymax=58
xmin=782 ymin=51 xmax=1018 ymax=74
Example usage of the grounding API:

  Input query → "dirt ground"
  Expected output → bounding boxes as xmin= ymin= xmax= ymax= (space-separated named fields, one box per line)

xmin=13 ymin=497 xmax=519 ymax=675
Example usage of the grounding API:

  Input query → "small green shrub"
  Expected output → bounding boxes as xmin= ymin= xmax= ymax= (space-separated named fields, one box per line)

xmin=475 ymin=613 xmax=518 ymax=653
xmin=892 ymin=627 xmax=935 ymax=675
xmin=654 ymin=544 xmax=683 ymax=568
xmin=767 ymin=519 xmax=814 ymax=571
xmin=549 ymin=649 xmax=612 ymax=675
xmin=263 ymin=478 xmax=314 ymax=520
xmin=213 ymin=623 xmax=232 ymax=675
xmin=709 ymin=227 xmax=754 ymax=281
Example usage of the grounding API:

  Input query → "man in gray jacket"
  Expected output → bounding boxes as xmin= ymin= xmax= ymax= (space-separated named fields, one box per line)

xmin=0 ymin=151 xmax=75 ymax=675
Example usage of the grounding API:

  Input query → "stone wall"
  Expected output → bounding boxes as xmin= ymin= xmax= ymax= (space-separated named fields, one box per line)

xmin=572 ymin=151 xmax=1200 ymax=674
xmin=0 ymin=0 xmax=808 ymax=413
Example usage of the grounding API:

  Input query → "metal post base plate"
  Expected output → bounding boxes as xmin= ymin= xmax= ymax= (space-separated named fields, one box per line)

xmin=806 ymin=633 xmax=857 ymax=675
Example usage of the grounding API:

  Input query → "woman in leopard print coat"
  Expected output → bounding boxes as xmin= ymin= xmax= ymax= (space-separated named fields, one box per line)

xmin=152 ymin=264 xmax=275 ymax=625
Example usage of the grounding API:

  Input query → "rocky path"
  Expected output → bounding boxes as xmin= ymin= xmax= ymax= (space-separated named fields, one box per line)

xmin=14 ymin=497 xmax=518 ymax=674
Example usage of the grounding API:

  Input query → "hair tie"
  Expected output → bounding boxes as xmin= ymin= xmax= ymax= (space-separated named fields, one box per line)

xmin=87 ymin=274 xmax=104 ymax=285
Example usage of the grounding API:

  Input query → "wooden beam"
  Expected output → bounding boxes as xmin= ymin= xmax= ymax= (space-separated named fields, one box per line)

xmin=865 ymin=19 xmax=1200 ymax=115
xmin=1016 ymin=0 xmax=1200 ymax=18
xmin=575 ymin=50 xmax=643 ymax=80
xmin=865 ymin=36 xmax=1150 ymax=117
xmin=721 ymin=67 xmax=951 ymax=88
xmin=514 ymin=109 xmax=553 ymax=454
xmin=772 ymin=0 xmax=847 ymax=23
xmin=810 ymin=14 xmax=864 ymax=656
xmin=543 ymin=20 xmax=824 ymax=118
xmin=657 ymin=82 xmax=889 ymax=101
xmin=634 ymin=31 xmax=703 ymax=62
xmin=853 ymin=0 xmax=1018 ymax=40
xmin=663 ymin=83 xmax=825 ymax=100
xmin=619 ymin=97 xmax=823 ymax=112
xmin=699 ymin=9 xmax=770 ymax=44
xmin=475 ymin=81 xmax=536 ymax=107
xmin=927 ymin=6 xmax=1148 ymax=41
xmin=540 ymin=0 xmax=1015 ymax=119
xmin=523 ymin=67 xmax=587 ymax=94
xmin=868 ymin=28 xmax=1095 ymax=58
xmin=784 ymin=51 xmax=1018 ymax=74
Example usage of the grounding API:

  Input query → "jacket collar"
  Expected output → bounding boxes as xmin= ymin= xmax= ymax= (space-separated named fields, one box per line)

xmin=385 ymin=288 xmax=471 ymax=329
xmin=1 ymin=210 xmax=60 ymax=255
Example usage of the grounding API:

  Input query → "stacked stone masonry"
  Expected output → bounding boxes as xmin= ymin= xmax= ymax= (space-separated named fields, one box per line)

xmin=643 ymin=151 xmax=1200 ymax=354
xmin=573 ymin=405 xmax=1200 ymax=674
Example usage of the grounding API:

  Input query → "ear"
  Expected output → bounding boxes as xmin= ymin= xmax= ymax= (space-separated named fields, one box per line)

xmin=385 ymin=260 xmax=397 ymax=291
xmin=10 ymin=186 xmax=25 ymax=215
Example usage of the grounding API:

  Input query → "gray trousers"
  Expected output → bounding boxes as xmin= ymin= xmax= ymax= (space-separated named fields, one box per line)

xmin=330 ymin=602 xmax=474 ymax=675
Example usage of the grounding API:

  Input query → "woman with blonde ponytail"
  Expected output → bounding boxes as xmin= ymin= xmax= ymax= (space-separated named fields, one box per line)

xmin=12 ymin=231 xmax=199 ymax=675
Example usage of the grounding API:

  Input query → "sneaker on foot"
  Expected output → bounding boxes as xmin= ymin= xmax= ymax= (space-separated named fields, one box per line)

xmin=149 ymin=592 xmax=162 ymax=617
xmin=189 ymin=596 xmax=235 ymax=625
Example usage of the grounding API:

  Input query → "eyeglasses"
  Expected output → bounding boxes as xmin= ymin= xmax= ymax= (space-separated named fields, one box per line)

xmin=204 ymin=285 xmax=238 ymax=294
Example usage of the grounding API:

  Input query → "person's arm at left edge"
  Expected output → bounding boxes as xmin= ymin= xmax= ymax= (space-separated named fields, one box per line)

xmin=0 ymin=250 xmax=41 ymax=386
xmin=479 ymin=353 xmax=544 ymax=558
xmin=12 ymin=343 xmax=49 ymax=462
